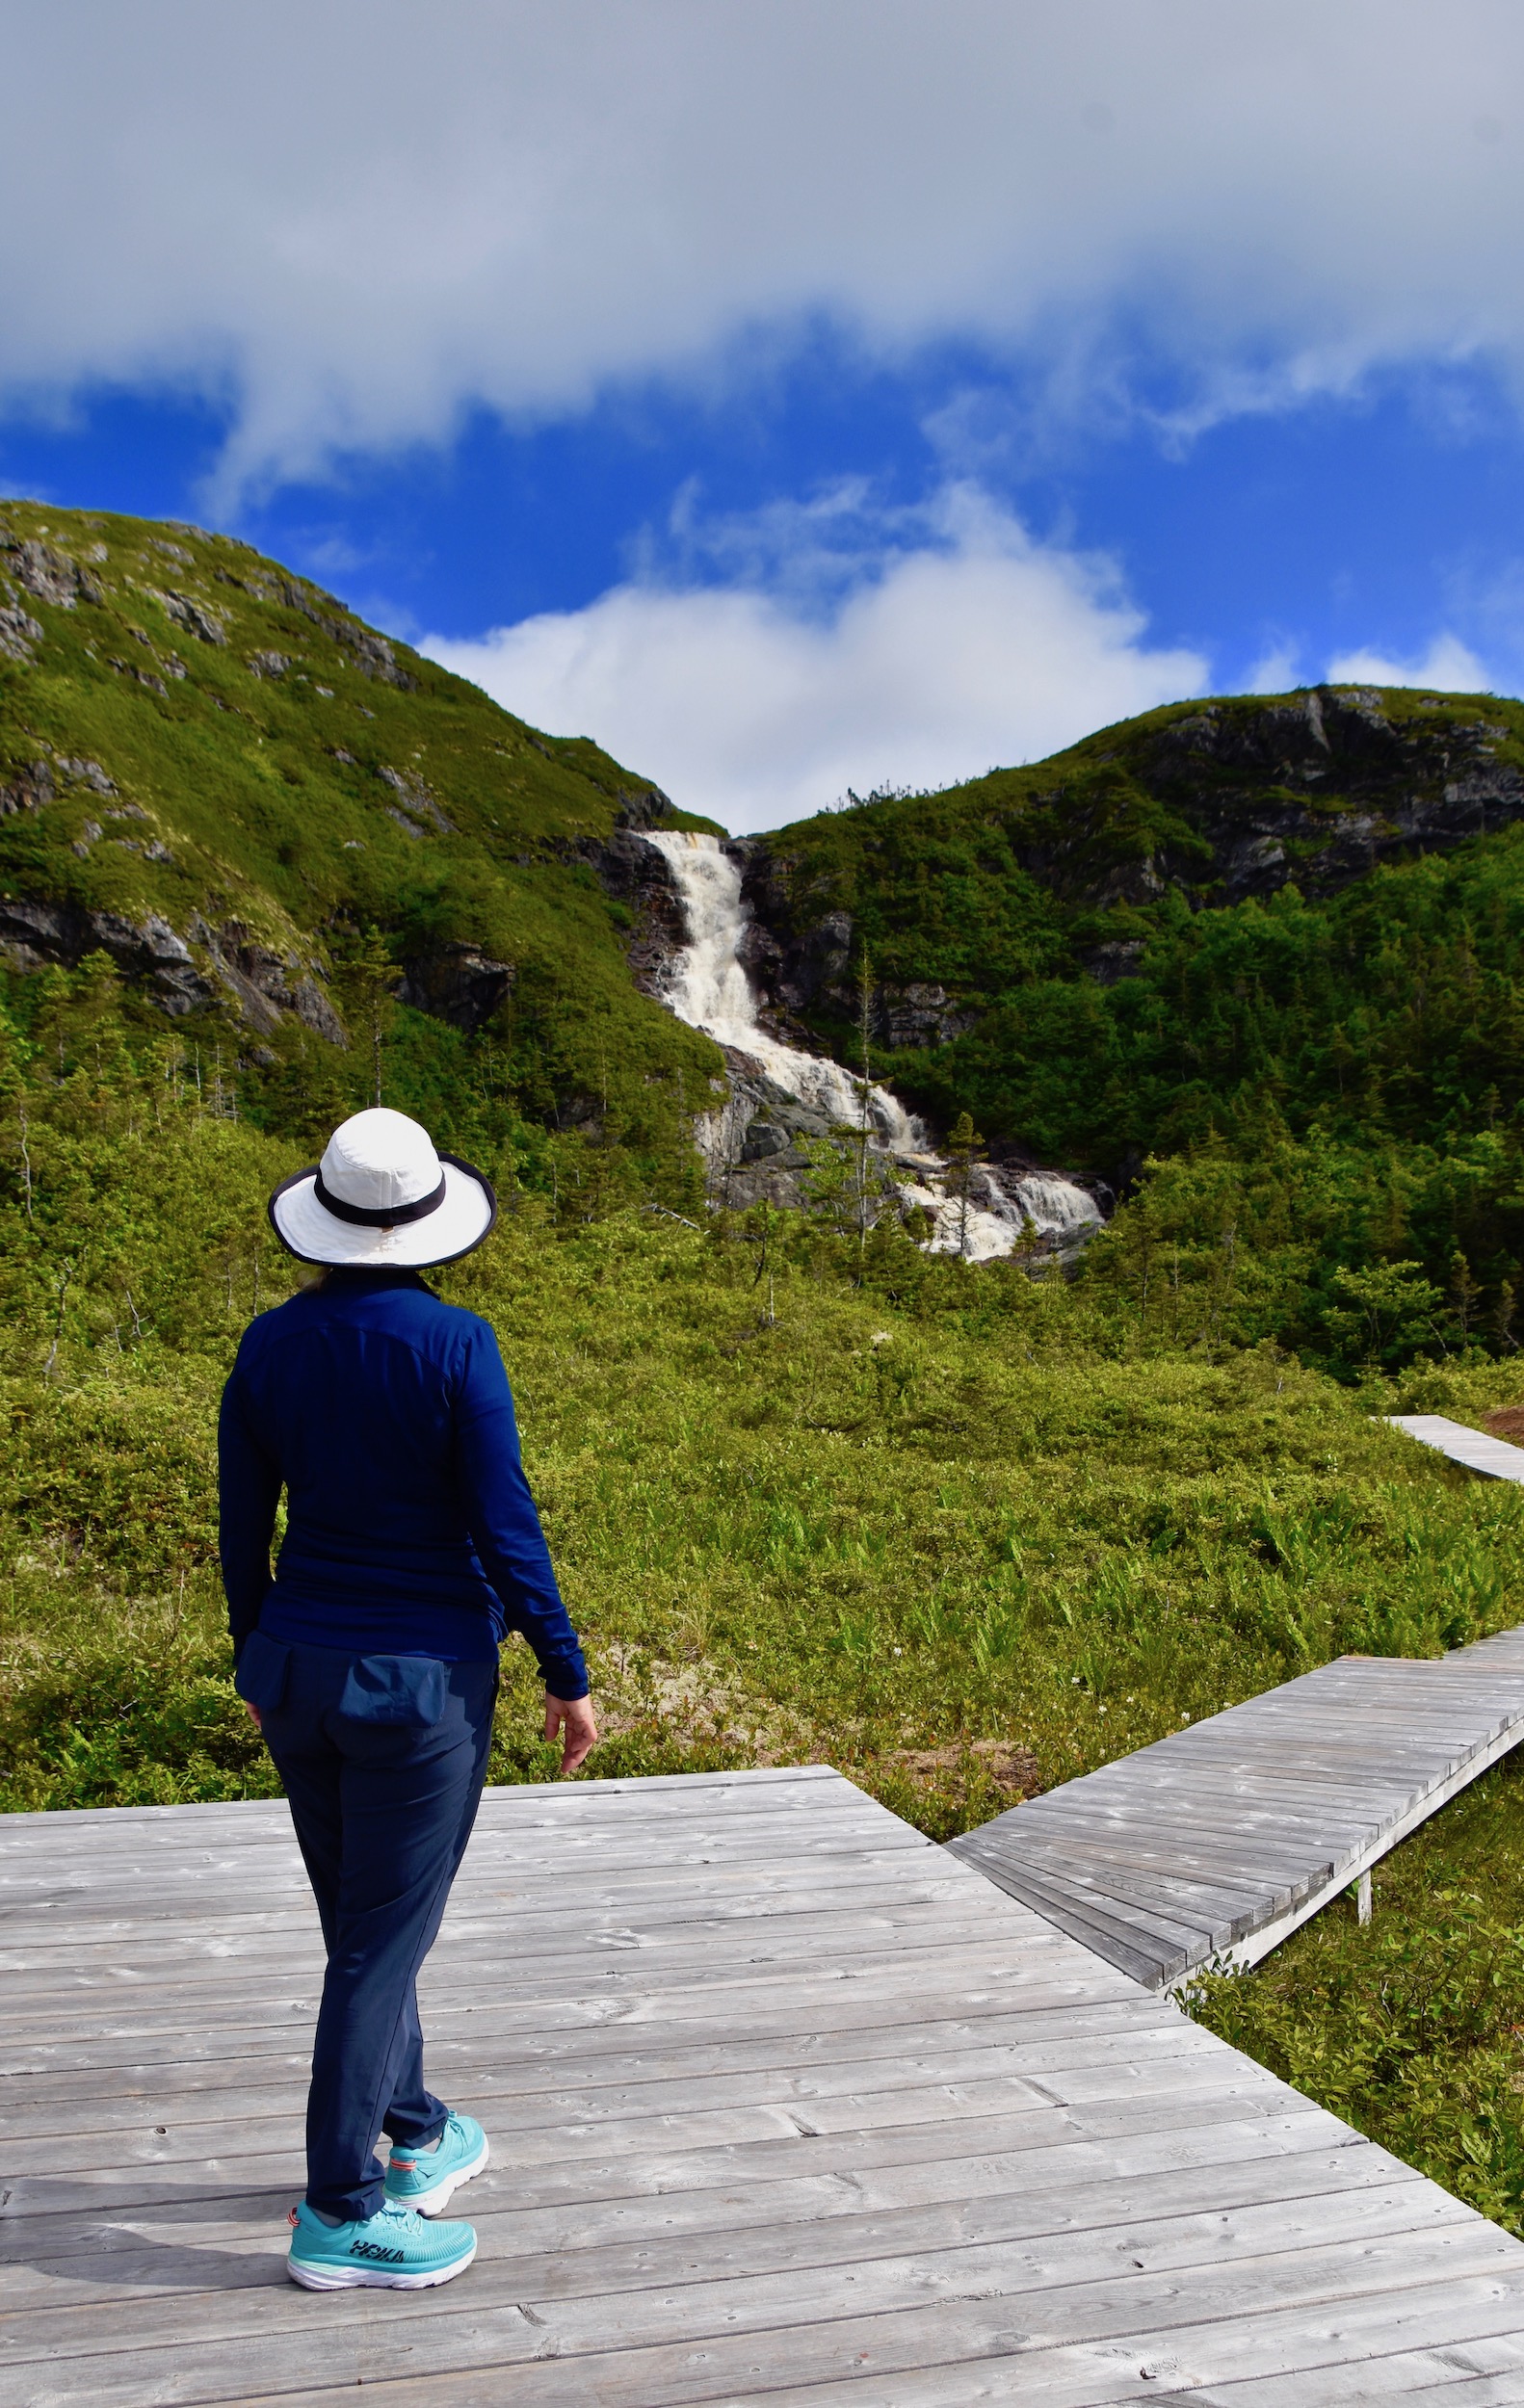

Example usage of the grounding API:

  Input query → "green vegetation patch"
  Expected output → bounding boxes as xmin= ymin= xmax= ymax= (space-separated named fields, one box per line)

xmin=1184 ymin=1748 xmax=1524 ymax=2238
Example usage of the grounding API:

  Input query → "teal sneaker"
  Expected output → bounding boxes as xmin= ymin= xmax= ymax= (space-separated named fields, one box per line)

xmin=286 ymin=2197 xmax=476 ymax=2290
xmin=384 ymin=2110 xmax=489 ymax=2214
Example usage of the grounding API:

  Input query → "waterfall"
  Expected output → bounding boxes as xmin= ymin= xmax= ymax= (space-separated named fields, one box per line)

xmin=644 ymin=830 xmax=1104 ymax=1263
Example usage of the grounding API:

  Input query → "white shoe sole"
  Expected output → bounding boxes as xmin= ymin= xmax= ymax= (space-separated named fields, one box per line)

xmin=388 ymin=2132 xmax=489 ymax=2215
xmin=287 ymin=2237 xmax=477 ymax=2290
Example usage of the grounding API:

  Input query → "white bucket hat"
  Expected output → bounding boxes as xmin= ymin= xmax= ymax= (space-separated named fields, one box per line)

xmin=269 ymin=1107 xmax=497 ymax=1268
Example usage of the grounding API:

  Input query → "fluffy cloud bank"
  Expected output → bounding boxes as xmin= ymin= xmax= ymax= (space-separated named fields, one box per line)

xmin=423 ymin=487 xmax=1206 ymax=830
xmin=2 ymin=3 xmax=1523 ymax=484
xmin=1326 ymin=634 xmax=1495 ymax=694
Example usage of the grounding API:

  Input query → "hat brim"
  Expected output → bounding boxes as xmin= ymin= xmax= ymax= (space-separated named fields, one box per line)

xmin=269 ymin=1152 xmax=498 ymax=1268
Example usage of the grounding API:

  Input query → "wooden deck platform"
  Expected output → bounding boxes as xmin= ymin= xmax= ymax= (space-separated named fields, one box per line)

xmin=1386 ymin=1415 xmax=1524 ymax=1483
xmin=948 ymin=1631 xmax=1524 ymax=1991
xmin=5 ymin=1763 xmax=1524 ymax=2403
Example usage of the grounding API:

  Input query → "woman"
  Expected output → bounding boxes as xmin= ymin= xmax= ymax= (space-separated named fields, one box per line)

xmin=220 ymin=1106 xmax=596 ymax=2290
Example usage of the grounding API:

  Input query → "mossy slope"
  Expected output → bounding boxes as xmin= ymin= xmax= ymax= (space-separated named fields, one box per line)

xmin=0 ymin=497 xmax=720 ymax=1130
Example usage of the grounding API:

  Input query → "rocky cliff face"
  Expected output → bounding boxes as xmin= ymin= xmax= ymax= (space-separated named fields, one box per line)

xmin=1088 ymin=686 xmax=1524 ymax=907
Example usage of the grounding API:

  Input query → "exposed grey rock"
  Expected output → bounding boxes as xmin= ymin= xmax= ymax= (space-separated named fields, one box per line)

xmin=145 ymin=587 xmax=227 ymax=646
xmin=249 ymin=650 xmax=290 ymax=678
xmin=740 ymin=1117 xmax=790 ymax=1161
xmin=399 ymin=945 xmax=515 ymax=1034
xmin=589 ymin=827 xmax=688 ymax=994
xmin=2 ymin=537 xmax=101 ymax=609
xmin=697 ymin=1048 xmax=845 ymax=1211
xmin=290 ymin=977 xmax=346 ymax=1044
xmin=107 ymin=657 xmax=169 ymax=696
xmin=0 ymin=601 xmax=43 ymax=662
xmin=1082 ymin=938 xmax=1145 ymax=985
xmin=614 ymin=784 xmax=674 ymax=830
xmin=70 ymin=821 xmax=102 ymax=858
xmin=344 ymin=627 xmax=415 ymax=688
xmin=871 ymin=982 xmax=977 ymax=1047
xmin=54 ymin=756 xmax=117 ymax=795
xmin=0 ymin=899 xmax=215 ymax=1015
xmin=0 ymin=896 xmax=346 ymax=1037
xmin=0 ymin=759 xmax=54 ymax=814
xmin=189 ymin=917 xmax=348 ymax=1044
xmin=278 ymin=578 xmax=418 ymax=688
xmin=150 ymin=539 xmax=196 ymax=565
xmin=378 ymin=765 xmax=453 ymax=833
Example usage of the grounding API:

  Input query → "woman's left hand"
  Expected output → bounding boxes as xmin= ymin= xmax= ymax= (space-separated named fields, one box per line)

xmin=244 ymin=1702 xmax=262 ymax=1730
xmin=545 ymin=1692 xmax=597 ymax=1776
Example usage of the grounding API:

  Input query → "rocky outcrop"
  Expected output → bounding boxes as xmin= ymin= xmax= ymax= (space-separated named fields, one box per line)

xmin=276 ymin=578 xmax=418 ymax=688
xmin=613 ymin=784 xmax=674 ymax=831
xmin=0 ymin=603 xmax=41 ymax=664
xmin=399 ymin=945 xmax=514 ymax=1034
xmin=142 ymin=587 xmax=227 ymax=646
xmin=1112 ymin=688 xmax=1524 ymax=906
xmin=0 ymin=899 xmax=214 ymax=1015
xmin=589 ymin=825 xmax=689 ymax=995
xmin=2 ymin=536 xmax=103 ymax=610
xmin=1 ymin=759 xmax=58 ymax=814
xmin=0 ymin=897 xmax=346 ymax=1040
xmin=188 ymin=919 xmax=348 ymax=1044
xmin=871 ymin=982 xmax=976 ymax=1048
xmin=377 ymin=766 xmax=453 ymax=836
xmin=695 ymin=1048 xmax=846 ymax=1211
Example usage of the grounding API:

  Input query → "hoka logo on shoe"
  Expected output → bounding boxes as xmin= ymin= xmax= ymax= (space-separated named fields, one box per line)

xmin=349 ymin=2239 xmax=407 ymax=2262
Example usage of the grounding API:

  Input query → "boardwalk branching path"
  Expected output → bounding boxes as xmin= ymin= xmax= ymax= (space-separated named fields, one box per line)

xmin=949 ymin=1631 xmax=1524 ymax=1990
xmin=4 ymin=1764 xmax=1524 ymax=2403
xmin=1386 ymin=1416 xmax=1524 ymax=1485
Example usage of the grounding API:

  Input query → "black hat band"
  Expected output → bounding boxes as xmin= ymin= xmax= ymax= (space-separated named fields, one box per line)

xmin=312 ymin=1168 xmax=448 ymax=1228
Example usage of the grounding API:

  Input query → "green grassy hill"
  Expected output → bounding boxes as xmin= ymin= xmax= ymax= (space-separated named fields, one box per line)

xmin=747 ymin=689 xmax=1524 ymax=1369
xmin=0 ymin=496 xmax=720 ymax=1163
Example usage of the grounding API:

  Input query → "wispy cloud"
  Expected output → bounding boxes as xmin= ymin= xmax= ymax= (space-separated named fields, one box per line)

xmin=2 ymin=5 xmax=1523 ymax=491
xmin=1325 ymin=633 xmax=1494 ymax=693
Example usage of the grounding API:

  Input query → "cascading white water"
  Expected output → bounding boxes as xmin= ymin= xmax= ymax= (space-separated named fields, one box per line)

xmin=644 ymin=830 xmax=1103 ymax=1263
xmin=644 ymin=831 xmax=926 ymax=1150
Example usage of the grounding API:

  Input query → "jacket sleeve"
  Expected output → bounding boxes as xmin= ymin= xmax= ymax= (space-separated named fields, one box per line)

xmin=454 ymin=1322 xmax=589 ymax=1700
xmin=218 ymin=1349 xmax=282 ymax=1664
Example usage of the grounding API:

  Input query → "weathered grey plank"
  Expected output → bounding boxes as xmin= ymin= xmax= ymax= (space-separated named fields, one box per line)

xmin=5 ymin=1762 xmax=1524 ymax=2403
xmin=0 ymin=2180 xmax=1479 ymax=2376
xmin=3 ymin=2227 xmax=1516 ymax=2408
xmin=952 ymin=1629 xmax=1524 ymax=1988
xmin=1388 ymin=1412 xmax=1524 ymax=1482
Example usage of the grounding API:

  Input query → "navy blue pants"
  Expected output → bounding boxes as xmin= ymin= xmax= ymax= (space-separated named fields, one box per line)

xmin=236 ymin=1633 xmax=497 ymax=2221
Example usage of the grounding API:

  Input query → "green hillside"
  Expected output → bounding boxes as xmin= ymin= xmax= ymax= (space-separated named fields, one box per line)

xmin=748 ymin=688 xmax=1524 ymax=1369
xmin=0 ymin=495 xmax=720 ymax=1165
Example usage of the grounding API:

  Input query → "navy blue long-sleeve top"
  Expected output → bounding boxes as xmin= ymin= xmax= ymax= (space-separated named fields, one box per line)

xmin=218 ymin=1268 xmax=588 ymax=1697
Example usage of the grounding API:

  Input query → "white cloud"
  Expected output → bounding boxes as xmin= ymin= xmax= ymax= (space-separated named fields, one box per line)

xmin=1247 ymin=642 xmax=1302 ymax=695
xmin=422 ymin=485 xmax=1206 ymax=830
xmin=1325 ymin=634 xmax=1495 ymax=693
xmin=2 ymin=4 xmax=1524 ymax=486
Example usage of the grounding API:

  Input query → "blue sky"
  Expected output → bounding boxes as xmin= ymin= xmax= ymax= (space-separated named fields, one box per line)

xmin=3 ymin=4 xmax=1522 ymax=828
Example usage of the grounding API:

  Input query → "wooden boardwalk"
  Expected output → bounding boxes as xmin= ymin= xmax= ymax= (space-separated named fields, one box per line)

xmin=1387 ymin=1415 xmax=1524 ymax=1484
xmin=948 ymin=1632 xmax=1524 ymax=1991
xmin=5 ymin=1765 xmax=1524 ymax=2403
